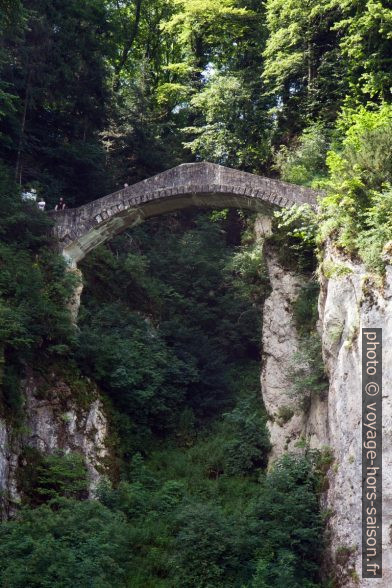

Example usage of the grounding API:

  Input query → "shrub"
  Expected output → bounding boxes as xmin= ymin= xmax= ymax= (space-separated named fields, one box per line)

xmin=274 ymin=123 xmax=329 ymax=187
xmin=272 ymin=204 xmax=318 ymax=272
xmin=250 ymin=454 xmax=324 ymax=587
xmin=18 ymin=450 xmax=89 ymax=505
xmin=223 ymin=400 xmax=271 ymax=475
xmin=319 ymin=104 xmax=392 ymax=271
xmin=173 ymin=502 xmax=240 ymax=587
xmin=293 ymin=280 xmax=320 ymax=335
xmin=0 ymin=499 xmax=130 ymax=587
xmin=288 ymin=333 xmax=328 ymax=411
xmin=36 ymin=452 xmax=89 ymax=501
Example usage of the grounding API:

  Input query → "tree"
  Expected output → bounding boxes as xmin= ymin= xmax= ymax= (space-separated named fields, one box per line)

xmin=0 ymin=0 xmax=113 ymax=205
xmin=250 ymin=454 xmax=324 ymax=586
xmin=263 ymin=0 xmax=348 ymax=140
xmin=163 ymin=0 xmax=273 ymax=171
xmin=328 ymin=0 xmax=392 ymax=103
xmin=0 ymin=499 xmax=130 ymax=587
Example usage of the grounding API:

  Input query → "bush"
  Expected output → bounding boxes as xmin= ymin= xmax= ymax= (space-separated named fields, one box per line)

xmin=293 ymin=280 xmax=320 ymax=335
xmin=274 ymin=124 xmax=329 ymax=187
xmin=250 ymin=454 xmax=324 ymax=587
xmin=223 ymin=399 xmax=271 ymax=476
xmin=0 ymin=499 xmax=130 ymax=587
xmin=18 ymin=450 xmax=89 ymax=505
xmin=173 ymin=502 xmax=241 ymax=588
xmin=319 ymin=104 xmax=392 ymax=271
xmin=272 ymin=204 xmax=319 ymax=272
xmin=36 ymin=452 xmax=89 ymax=502
xmin=288 ymin=333 xmax=328 ymax=412
xmin=0 ymin=164 xmax=76 ymax=415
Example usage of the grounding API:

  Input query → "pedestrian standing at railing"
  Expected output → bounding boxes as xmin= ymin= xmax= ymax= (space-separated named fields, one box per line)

xmin=55 ymin=197 xmax=66 ymax=210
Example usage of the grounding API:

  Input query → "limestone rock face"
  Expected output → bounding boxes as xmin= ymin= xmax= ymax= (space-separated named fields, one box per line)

xmin=0 ymin=419 xmax=9 ymax=508
xmin=67 ymin=267 xmax=84 ymax=324
xmin=260 ymin=237 xmax=392 ymax=586
xmin=260 ymin=243 xmax=328 ymax=460
xmin=0 ymin=370 xmax=111 ymax=515
xmin=318 ymin=244 xmax=392 ymax=587
xmin=0 ymin=419 xmax=17 ymax=517
xmin=22 ymin=373 xmax=110 ymax=494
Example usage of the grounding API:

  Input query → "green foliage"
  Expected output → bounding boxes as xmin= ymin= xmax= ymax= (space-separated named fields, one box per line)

xmin=222 ymin=398 xmax=271 ymax=475
xmin=275 ymin=204 xmax=318 ymax=249
xmin=293 ymin=279 xmax=320 ymax=335
xmin=274 ymin=124 xmax=329 ymax=186
xmin=250 ymin=453 xmax=324 ymax=587
xmin=329 ymin=104 xmax=392 ymax=190
xmin=178 ymin=383 xmax=270 ymax=481
xmin=0 ymin=450 xmax=325 ymax=586
xmin=288 ymin=333 xmax=328 ymax=412
xmin=319 ymin=104 xmax=392 ymax=271
xmin=263 ymin=0 xmax=391 ymax=141
xmin=356 ymin=188 xmax=392 ymax=270
xmin=0 ymin=0 xmax=112 ymax=205
xmin=161 ymin=0 xmax=273 ymax=171
xmin=263 ymin=0 xmax=347 ymax=138
xmin=272 ymin=204 xmax=319 ymax=273
xmin=184 ymin=71 xmax=272 ymax=169
xmin=225 ymin=240 xmax=271 ymax=304
xmin=77 ymin=212 xmax=263 ymax=454
xmin=0 ymin=164 xmax=76 ymax=415
xmin=77 ymin=304 xmax=196 ymax=437
xmin=276 ymin=404 xmax=295 ymax=425
xmin=102 ymin=450 xmax=323 ymax=587
xmin=328 ymin=0 xmax=392 ymax=103
xmin=0 ymin=499 xmax=130 ymax=587
xmin=17 ymin=449 xmax=89 ymax=506
xmin=36 ymin=452 xmax=89 ymax=502
xmin=173 ymin=502 xmax=241 ymax=587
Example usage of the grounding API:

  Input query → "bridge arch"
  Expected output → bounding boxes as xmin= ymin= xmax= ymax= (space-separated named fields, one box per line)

xmin=52 ymin=162 xmax=318 ymax=266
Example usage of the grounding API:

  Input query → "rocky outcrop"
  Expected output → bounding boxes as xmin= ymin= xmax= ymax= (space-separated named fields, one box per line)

xmin=0 ymin=418 xmax=19 ymax=518
xmin=259 ymin=240 xmax=328 ymax=460
xmin=0 ymin=368 xmax=112 ymax=516
xmin=318 ymin=243 xmax=392 ymax=587
xmin=260 ymin=233 xmax=392 ymax=586
xmin=22 ymin=371 xmax=110 ymax=494
xmin=67 ymin=267 xmax=84 ymax=324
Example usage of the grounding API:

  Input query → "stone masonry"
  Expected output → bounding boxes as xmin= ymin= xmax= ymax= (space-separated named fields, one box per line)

xmin=51 ymin=162 xmax=318 ymax=265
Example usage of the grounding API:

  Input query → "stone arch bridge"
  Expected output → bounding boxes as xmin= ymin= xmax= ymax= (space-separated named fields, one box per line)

xmin=52 ymin=162 xmax=318 ymax=266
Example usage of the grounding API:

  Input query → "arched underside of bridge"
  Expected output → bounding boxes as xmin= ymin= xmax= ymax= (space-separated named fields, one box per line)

xmin=52 ymin=162 xmax=318 ymax=266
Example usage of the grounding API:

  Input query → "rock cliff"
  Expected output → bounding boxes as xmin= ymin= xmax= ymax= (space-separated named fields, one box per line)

xmin=0 ymin=367 xmax=111 ymax=517
xmin=260 ymin=232 xmax=392 ymax=586
xmin=260 ymin=241 xmax=328 ymax=459
xmin=318 ymin=243 xmax=392 ymax=587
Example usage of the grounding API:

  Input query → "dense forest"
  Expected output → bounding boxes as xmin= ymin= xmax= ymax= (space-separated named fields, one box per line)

xmin=0 ymin=0 xmax=391 ymax=586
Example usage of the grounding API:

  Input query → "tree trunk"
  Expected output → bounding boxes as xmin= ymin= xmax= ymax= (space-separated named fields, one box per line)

xmin=15 ymin=67 xmax=32 ymax=185
xmin=113 ymin=0 xmax=143 ymax=92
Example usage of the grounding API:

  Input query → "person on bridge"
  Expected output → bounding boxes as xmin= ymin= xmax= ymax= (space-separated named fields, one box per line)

xmin=55 ymin=197 xmax=66 ymax=211
xmin=37 ymin=197 xmax=46 ymax=211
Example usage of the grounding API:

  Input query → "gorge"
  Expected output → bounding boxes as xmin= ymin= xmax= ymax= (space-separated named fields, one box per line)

xmin=1 ymin=1 xmax=391 ymax=585
xmin=2 ymin=178 xmax=390 ymax=584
